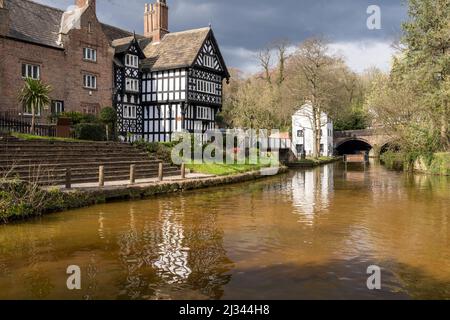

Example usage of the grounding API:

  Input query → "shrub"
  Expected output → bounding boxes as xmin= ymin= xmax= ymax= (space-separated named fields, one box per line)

xmin=0 ymin=179 xmax=99 ymax=223
xmin=133 ymin=140 xmax=174 ymax=164
xmin=74 ymin=123 xmax=106 ymax=141
xmin=100 ymin=107 xmax=118 ymax=141
xmin=60 ymin=112 xmax=101 ymax=125
xmin=59 ymin=111 xmax=84 ymax=125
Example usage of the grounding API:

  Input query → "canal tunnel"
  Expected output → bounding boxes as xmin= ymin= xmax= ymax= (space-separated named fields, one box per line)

xmin=335 ymin=139 xmax=372 ymax=156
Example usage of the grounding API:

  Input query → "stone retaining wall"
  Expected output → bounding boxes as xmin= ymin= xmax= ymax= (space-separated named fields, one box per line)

xmin=69 ymin=167 xmax=289 ymax=203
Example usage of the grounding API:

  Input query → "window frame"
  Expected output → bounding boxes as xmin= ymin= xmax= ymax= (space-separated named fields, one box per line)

xmin=51 ymin=100 xmax=64 ymax=115
xmin=83 ymin=47 xmax=97 ymax=62
xmin=123 ymin=105 xmax=137 ymax=119
xmin=23 ymin=103 xmax=42 ymax=116
xmin=21 ymin=63 xmax=40 ymax=80
xmin=83 ymin=74 xmax=97 ymax=90
xmin=125 ymin=78 xmax=139 ymax=92
xmin=125 ymin=54 xmax=139 ymax=68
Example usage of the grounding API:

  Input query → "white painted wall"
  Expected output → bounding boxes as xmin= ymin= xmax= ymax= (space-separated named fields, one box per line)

xmin=291 ymin=103 xmax=334 ymax=157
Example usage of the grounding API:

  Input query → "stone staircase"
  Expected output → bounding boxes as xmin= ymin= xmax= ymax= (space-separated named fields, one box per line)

xmin=0 ymin=136 xmax=180 ymax=186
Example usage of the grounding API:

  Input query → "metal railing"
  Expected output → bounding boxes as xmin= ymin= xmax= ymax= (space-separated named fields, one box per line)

xmin=0 ymin=114 xmax=56 ymax=137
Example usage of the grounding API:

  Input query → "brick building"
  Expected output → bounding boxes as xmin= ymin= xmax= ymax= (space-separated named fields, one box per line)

xmin=0 ymin=0 xmax=229 ymax=141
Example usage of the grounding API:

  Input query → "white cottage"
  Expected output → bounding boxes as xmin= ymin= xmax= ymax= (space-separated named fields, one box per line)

xmin=292 ymin=103 xmax=334 ymax=158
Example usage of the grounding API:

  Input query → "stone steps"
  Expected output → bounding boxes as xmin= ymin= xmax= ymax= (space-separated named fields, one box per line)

xmin=0 ymin=138 xmax=179 ymax=186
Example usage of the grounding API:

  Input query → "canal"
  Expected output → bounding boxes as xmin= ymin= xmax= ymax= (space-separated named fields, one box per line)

xmin=0 ymin=161 xmax=449 ymax=300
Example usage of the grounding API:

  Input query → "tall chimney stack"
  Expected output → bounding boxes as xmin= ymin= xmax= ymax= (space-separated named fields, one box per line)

xmin=144 ymin=0 xmax=169 ymax=42
xmin=75 ymin=0 xmax=96 ymax=12
xmin=0 ymin=0 xmax=9 ymax=37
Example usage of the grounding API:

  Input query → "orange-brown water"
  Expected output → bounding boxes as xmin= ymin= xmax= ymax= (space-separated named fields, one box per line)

xmin=0 ymin=162 xmax=449 ymax=300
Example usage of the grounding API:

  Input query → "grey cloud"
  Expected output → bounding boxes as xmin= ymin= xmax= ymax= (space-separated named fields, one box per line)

xmin=35 ymin=0 xmax=407 ymax=70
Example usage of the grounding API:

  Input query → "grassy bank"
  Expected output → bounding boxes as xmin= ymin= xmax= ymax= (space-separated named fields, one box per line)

xmin=0 ymin=179 xmax=103 ymax=223
xmin=11 ymin=132 xmax=82 ymax=143
xmin=133 ymin=139 xmax=279 ymax=176
xmin=186 ymin=163 xmax=271 ymax=176
xmin=414 ymin=153 xmax=450 ymax=176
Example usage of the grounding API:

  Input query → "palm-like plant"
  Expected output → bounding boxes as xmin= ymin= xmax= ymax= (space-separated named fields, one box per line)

xmin=18 ymin=78 xmax=52 ymax=134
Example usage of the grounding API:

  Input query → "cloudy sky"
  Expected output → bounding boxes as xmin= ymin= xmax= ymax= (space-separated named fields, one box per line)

xmin=35 ymin=0 xmax=408 ymax=74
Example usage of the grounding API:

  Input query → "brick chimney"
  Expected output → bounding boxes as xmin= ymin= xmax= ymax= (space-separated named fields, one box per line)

xmin=144 ymin=0 xmax=169 ymax=42
xmin=0 ymin=0 xmax=9 ymax=37
xmin=76 ymin=0 xmax=96 ymax=11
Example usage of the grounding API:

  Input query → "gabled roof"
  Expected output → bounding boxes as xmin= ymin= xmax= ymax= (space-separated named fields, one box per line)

xmin=141 ymin=27 xmax=229 ymax=78
xmin=142 ymin=27 xmax=210 ymax=71
xmin=112 ymin=34 xmax=151 ymax=55
xmin=3 ymin=0 xmax=135 ymax=48
xmin=101 ymin=23 xmax=134 ymax=43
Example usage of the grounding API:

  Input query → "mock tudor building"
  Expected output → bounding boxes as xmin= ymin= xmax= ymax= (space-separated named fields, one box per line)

xmin=0 ymin=0 xmax=229 ymax=142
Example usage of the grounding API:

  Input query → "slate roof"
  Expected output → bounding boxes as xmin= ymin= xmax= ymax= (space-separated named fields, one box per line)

xmin=111 ymin=35 xmax=152 ymax=55
xmin=3 ymin=1 xmax=229 ymax=77
xmin=4 ymin=0 xmax=64 ymax=48
xmin=142 ymin=27 xmax=211 ymax=71
xmin=3 ymin=0 xmax=135 ymax=48
xmin=101 ymin=23 xmax=134 ymax=43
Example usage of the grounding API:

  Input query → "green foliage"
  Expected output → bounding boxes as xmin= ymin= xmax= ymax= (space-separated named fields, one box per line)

xmin=99 ymin=107 xmax=118 ymax=141
xmin=380 ymin=151 xmax=405 ymax=171
xmin=186 ymin=163 xmax=268 ymax=176
xmin=18 ymin=78 xmax=52 ymax=114
xmin=0 ymin=180 xmax=100 ymax=223
xmin=100 ymin=107 xmax=117 ymax=125
xmin=60 ymin=111 xmax=101 ymax=125
xmin=133 ymin=140 xmax=174 ymax=164
xmin=415 ymin=153 xmax=450 ymax=176
xmin=74 ymin=123 xmax=106 ymax=141
xmin=11 ymin=132 xmax=81 ymax=142
xmin=399 ymin=0 xmax=449 ymax=150
xmin=18 ymin=78 xmax=52 ymax=133
xmin=334 ymin=108 xmax=369 ymax=131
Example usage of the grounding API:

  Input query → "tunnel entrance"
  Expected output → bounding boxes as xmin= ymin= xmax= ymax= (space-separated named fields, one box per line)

xmin=336 ymin=140 xmax=372 ymax=156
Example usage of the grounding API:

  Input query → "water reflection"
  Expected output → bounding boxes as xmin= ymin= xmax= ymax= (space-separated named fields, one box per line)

xmin=291 ymin=165 xmax=334 ymax=224
xmin=153 ymin=208 xmax=191 ymax=284
xmin=0 ymin=163 xmax=449 ymax=299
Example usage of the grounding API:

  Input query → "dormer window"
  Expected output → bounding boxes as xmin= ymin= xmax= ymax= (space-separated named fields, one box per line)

xmin=83 ymin=48 xmax=97 ymax=62
xmin=125 ymin=54 xmax=139 ymax=68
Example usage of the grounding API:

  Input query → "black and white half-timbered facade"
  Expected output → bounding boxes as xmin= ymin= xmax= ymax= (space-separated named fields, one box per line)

xmin=113 ymin=36 xmax=148 ymax=139
xmin=113 ymin=27 xmax=230 ymax=142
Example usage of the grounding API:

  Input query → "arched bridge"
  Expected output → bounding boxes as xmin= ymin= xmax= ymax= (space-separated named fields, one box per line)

xmin=334 ymin=129 xmax=394 ymax=157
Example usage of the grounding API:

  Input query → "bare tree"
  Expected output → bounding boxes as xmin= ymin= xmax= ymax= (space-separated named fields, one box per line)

xmin=257 ymin=48 xmax=272 ymax=84
xmin=273 ymin=39 xmax=290 ymax=86
xmin=287 ymin=38 xmax=344 ymax=158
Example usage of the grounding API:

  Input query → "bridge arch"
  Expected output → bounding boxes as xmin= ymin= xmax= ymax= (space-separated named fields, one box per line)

xmin=334 ymin=130 xmax=395 ymax=158
xmin=335 ymin=138 xmax=373 ymax=156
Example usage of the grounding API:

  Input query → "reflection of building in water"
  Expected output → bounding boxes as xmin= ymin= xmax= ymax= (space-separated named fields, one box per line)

xmin=291 ymin=166 xmax=334 ymax=224
xmin=183 ymin=208 xmax=233 ymax=300
xmin=153 ymin=210 xmax=192 ymax=284
xmin=115 ymin=196 xmax=232 ymax=299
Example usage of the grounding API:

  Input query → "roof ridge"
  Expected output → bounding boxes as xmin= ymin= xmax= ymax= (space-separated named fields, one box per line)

xmin=21 ymin=0 xmax=65 ymax=13
xmin=165 ymin=26 xmax=211 ymax=36
xmin=100 ymin=22 xmax=133 ymax=34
